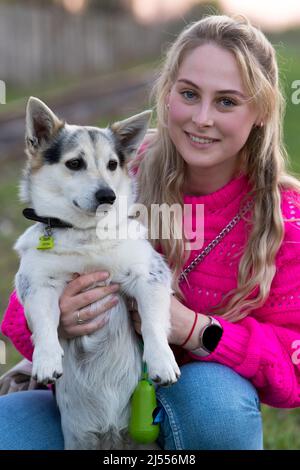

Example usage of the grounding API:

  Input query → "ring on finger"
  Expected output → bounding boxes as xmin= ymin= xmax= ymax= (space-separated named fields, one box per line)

xmin=76 ymin=310 xmax=86 ymax=325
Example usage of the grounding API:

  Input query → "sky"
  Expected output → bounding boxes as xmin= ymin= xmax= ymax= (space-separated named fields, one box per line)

xmin=223 ymin=0 xmax=300 ymax=30
xmin=131 ymin=0 xmax=300 ymax=30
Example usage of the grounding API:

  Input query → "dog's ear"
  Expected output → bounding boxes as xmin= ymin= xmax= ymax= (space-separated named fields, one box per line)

xmin=110 ymin=110 xmax=152 ymax=161
xmin=25 ymin=97 xmax=64 ymax=153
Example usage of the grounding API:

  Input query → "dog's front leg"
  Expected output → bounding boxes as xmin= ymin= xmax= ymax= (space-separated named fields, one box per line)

xmin=19 ymin=283 xmax=64 ymax=384
xmin=133 ymin=279 xmax=180 ymax=385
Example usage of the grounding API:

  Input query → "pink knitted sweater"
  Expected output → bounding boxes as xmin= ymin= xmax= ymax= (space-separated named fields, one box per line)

xmin=2 ymin=173 xmax=300 ymax=408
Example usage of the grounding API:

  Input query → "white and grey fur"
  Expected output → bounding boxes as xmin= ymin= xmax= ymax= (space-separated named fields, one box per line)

xmin=14 ymin=97 xmax=180 ymax=450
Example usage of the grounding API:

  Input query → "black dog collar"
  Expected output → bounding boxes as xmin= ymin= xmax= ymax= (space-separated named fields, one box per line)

xmin=23 ymin=208 xmax=73 ymax=229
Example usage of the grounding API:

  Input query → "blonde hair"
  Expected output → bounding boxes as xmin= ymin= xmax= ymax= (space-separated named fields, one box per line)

xmin=137 ymin=14 xmax=300 ymax=322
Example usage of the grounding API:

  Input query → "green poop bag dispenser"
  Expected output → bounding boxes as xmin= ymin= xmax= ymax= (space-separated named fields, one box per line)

xmin=128 ymin=362 xmax=160 ymax=444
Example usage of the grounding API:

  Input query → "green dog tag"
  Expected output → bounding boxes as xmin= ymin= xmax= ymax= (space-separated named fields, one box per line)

xmin=37 ymin=235 xmax=54 ymax=250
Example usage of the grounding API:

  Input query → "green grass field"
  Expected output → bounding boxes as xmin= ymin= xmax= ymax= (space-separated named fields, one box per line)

xmin=1 ymin=45 xmax=300 ymax=449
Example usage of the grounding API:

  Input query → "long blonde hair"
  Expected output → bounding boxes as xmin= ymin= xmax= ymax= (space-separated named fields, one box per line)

xmin=137 ymin=14 xmax=300 ymax=322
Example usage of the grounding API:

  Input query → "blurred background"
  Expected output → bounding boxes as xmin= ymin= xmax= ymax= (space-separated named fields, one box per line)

xmin=1 ymin=0 xmax=300 ymax=449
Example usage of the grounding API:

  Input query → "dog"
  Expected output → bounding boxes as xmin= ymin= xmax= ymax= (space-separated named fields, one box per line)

xmin=14 ymin=97 xmax=180 ymax=449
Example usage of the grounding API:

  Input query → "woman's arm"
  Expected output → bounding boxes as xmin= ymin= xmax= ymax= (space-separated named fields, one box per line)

xmin=130 ymin=290 xmax=300 ymax=408
xmin=190 ymin=314 xmax=300 ymax=408
xmin=192 ymin=193 xmax=300 ymax=408
xmin=1 ymin=291 xmax=33 ymax=361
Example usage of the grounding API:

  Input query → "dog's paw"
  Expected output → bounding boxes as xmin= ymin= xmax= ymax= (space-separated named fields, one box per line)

xmin=32 ymin=347 xmax=64 ymax=385
xmin=144 ymin=346 xmax=181 ymax=386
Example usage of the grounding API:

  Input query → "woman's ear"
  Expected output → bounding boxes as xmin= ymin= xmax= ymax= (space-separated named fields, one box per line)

xmin=252 ymin=112 xmax=264 ymax=128
xmin=253 ymin=121 xmax=264 ymax=129
xmin=165 ymin=89 xmax=171 ymax=106
xmin=165 ymin=92 xmax=170 ymax=109
xmin=253 ymin=111 xmax=265 ymax=129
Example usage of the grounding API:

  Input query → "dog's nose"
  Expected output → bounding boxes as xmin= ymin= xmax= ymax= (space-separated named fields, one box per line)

xmin=95 ymin=188 xmax=116 ymax=205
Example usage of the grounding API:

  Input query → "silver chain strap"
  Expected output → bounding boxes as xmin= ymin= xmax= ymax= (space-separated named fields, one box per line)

xmin=179 ymin=199 xmax=254 ymax=284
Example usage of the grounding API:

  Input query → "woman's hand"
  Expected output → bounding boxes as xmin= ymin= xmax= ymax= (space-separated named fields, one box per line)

xmin=58 ymin=271 xmax=120 ymax=339
xmin=127 ymin=295 xmax=206 ymax=348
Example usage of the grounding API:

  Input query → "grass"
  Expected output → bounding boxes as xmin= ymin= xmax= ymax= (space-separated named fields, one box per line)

xmin=1 ymin=45 xmax=300 ymax=449
xmin=278 ymin=47 xmax=300 ymax=174
xmin=262 ymin=405 xmax=300 ymax=449
xmin=0 ymin=158 xmax=28 ymax=371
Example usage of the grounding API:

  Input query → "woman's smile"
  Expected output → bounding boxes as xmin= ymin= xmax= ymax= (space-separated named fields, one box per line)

xmin=184 ymin=131 xmax=220 ymax=149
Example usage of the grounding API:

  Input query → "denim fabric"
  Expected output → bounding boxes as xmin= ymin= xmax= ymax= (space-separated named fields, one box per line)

xmin=156 ymin=362 xmax=263 ymax=450
xmin=0 ymin=390 xmax=64 ymax=450
xmin=0 ymin=362 xmax=263 ymax=450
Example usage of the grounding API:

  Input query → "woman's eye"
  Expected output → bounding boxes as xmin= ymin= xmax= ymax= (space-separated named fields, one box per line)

xmin=107 ymin=160 xmax=118 ymax=171
xmin=65 ymin=158 xmax=85 ymax=171
xmin=181 ymin=90 xmax=197 ymax=101
xmin=219 ymin=97 xmax=236 ymax=108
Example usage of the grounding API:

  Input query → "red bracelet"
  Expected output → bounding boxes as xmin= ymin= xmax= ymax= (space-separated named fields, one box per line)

xmin=180 ymin=311 xmax=198 ymax=348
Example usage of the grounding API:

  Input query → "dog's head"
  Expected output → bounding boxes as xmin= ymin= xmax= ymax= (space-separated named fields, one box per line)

xmin=21 ymin=97 xmax=151 ymax=228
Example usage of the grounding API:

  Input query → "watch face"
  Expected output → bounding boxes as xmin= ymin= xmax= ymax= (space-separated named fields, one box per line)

xmin=202 ymin=324 xmax=223 ymax=352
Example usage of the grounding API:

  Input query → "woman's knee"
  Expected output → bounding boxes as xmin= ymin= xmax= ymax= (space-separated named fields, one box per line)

xmin=0 ymin=390 xmax=64 ymax=450
xmin=156 ymin=362 xmax=263 ymax=450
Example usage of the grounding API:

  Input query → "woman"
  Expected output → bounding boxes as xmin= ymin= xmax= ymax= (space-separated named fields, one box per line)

xmin=2 ymin=14 xmax=300 ymax=450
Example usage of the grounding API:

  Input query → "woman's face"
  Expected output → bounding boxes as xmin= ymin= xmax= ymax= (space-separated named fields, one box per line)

xmin=167 ymin=43 xmax=259 ymax=180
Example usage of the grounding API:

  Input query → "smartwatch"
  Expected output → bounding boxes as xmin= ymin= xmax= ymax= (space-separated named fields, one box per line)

xmin=191 ymin=316 xmax=223 ymax=357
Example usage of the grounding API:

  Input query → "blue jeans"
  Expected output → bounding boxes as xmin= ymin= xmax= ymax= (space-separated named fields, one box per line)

xmin=0 ymin=362 xmax=263 ymax=450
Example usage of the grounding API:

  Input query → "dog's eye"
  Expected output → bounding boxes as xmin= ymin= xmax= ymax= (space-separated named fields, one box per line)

xmin=107 ymin=160 xmax=118 ymax=171
xmin=65 ymin=158 xmax=86 ymax=171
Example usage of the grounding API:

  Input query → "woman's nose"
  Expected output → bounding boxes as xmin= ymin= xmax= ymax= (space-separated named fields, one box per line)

xmin=192 ymin=103 xmax=214 ymax=127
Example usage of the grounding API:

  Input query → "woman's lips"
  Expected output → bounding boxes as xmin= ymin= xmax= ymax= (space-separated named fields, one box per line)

xmin=184 ymin=131 xmax=220 ymax=148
